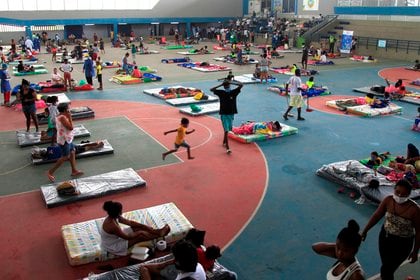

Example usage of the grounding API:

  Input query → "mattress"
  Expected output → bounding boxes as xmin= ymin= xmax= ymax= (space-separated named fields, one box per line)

xmin=161 ymin=58 xmax=190 ymax=64
xmin=137 ymin=50 xmax=160 ymax=54
xmin=110 ymin=75 xmax=141 ymax=85
xmin=41 ymin=168 xmax=146 ymax=208
xmin=38 ymin=93 xmax=71 ymax=105
xmin=316 ymin=160 xmax=420 ymax=204
xmin=307 ymin=60 xmax=334 ymax=65
xmin=83 ymin=254 xmax=233 ymax=280
xmin=37 ymin=106 xmax=94 ymax=125
xmin=143 ymin=86 xmax=198 ymax=99
xmin=178 ymin=62 xmax=231 ymax=72
xmin=229 ymin=123 xmax=298 ymax=143
xmin=352 ymin=86 xmax=384 ymax=97
xmin=352 ymin=86 xmax=418 ymax=105
xmin=17 ymin=124 xmax=90 ymax=147
xmin=165 ymin=95 xmax=218 ymax=106
xmin=176 ymin=51 xmax=214 ymax=55
xmin=234 ymin=74 xmax=277 ymax=84
xmin=62 ymin=202 xmax=193 ymax=265
xmin=13 ymin=68 xmax=48 ymax=76
xmin=179 ymin=102 xmax=220 ymax=116
xmin=8 ymin=60 xmax=38 ymax=65
xmin=326 ymin=99 xmax=402 ymax=117
xmin=32 ymin=139 xmax=114 ymax=165
xmin=163 ymin=45 xmax=193 ymax=50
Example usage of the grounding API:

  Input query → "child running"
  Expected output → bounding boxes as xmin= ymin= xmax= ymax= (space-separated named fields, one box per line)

xmin=162 ymin=117 xmax=195 ymax=160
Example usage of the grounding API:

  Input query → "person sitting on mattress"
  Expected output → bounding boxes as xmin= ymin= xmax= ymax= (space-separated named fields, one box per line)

xmin=313 ymin=219 xmax=365 ymax=280
xmin=131 ymin=66 xmax=142 ymax=78
xmin=253 ymin=63 xmax=261 ymax=79
xmin=100 ymin=201 xmax=171 ymax=256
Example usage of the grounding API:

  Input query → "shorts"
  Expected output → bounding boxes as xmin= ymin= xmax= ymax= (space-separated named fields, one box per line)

xmin=59 ymin=141 xmax=75 ymax=157
xmin=22 ymin=104 xmax=36 ymax=114
xmin=289 ymin=95 xmax=304 ymax=108
xmin=64 ymin=72 xmax=71 ymax=80
xmin=97 ymin=74 xmax=102 ymax=83
xmin=260 ymin=66 xmax=269 ymax=73
xmin=175 ymin=141 xmax=190 ymax=149
xmin=221 ymin=114 xmax=234 ymax=131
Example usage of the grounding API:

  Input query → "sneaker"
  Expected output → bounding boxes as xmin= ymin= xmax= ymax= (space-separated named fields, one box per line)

xmin=297 ymin=117 xmax=305 ymax=121
xmin=283 ymin=114 xmax=288 ymax=121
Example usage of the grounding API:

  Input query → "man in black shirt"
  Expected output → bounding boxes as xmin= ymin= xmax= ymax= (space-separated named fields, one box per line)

xmin=210 ymin=80 xmax=243 ymax=154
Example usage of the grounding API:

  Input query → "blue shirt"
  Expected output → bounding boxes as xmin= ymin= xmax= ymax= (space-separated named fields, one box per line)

xmin=0 ymin=70 xmax=11 ymax=93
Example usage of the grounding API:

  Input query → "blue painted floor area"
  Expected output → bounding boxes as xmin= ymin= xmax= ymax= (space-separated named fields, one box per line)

xmin=68 ymin=62 xmax=419 ymax=279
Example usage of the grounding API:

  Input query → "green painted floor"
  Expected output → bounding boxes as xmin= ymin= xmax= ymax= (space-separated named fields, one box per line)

xmin=0 ymin=116 xmax=179 ymax=196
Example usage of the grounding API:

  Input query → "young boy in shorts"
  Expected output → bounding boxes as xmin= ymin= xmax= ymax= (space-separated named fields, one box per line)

xmin=162 ymin=117 xmax=195 ymax=160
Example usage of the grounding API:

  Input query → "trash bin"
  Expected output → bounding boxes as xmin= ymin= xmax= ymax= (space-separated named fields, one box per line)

xmin=296 ymin=36 xmax=305 ymax=48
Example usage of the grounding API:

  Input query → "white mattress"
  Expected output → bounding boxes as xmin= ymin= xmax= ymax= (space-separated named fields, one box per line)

xmin=179 ymin=102 xmax=220 ymax=116
xmin=165 ymin=95 xmax=218 ymax=106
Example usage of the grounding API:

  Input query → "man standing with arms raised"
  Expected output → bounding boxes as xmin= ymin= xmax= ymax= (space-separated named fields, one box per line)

xmin=210 ymin=80 xmax=243 ymax=154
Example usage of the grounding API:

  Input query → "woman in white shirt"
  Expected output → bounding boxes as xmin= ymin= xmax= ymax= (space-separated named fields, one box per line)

xmin=312 ymin=220 xmax=365 ymax=280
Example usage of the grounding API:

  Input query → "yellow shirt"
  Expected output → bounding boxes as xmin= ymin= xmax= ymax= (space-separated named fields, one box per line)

xmin=96 ymin=64 xmax=102 ymax=75
xmin=175 ymin=126 xmax=187 ymax=145
xmin=306 ymin=81 xmax=314 ymax=88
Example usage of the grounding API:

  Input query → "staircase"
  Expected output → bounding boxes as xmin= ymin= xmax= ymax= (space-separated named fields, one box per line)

xmin=301 ymin=15 xmax=339 ymax=45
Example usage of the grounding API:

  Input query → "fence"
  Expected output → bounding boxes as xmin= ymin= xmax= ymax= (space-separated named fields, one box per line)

xmin=337 ymin=0 xmax=420 ymax=6
xmin=356 ymin=36 xmax=420 ymax=54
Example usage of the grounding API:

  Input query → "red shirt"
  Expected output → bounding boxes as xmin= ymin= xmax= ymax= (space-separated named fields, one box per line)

xmin=197 ymin=247 xmax=215 ymax=271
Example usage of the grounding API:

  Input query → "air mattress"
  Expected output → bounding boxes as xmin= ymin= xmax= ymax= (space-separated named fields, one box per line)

xmin=62 ymin=202 xmax=193 ymax=265
xmin=41 ymin=168 xmax=146 ymax=208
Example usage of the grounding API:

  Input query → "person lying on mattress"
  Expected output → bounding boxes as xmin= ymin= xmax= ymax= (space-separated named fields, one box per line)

xmin=365 ymin=151 xmax=390 ymax=168
xmin=101 ymin=201 xmax=171 ymax=256
xmin=16 ymin=61 xmax=34 ymax=73
xmin=232 ymin=121 xmax=282 ymax=135
xmin=32 ymin=141 xmax=106 ymax=160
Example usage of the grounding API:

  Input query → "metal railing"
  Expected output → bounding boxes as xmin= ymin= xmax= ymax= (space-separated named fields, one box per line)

xmin=337 ymin=0 xmax=420 ymax=6
xmin=302 ymin=15 xmax=338 ymax=44
xmin=356 ymin=36 xmax=420 ymax=54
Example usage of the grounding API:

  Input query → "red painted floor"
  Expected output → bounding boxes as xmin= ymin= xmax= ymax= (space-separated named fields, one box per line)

xmin=0 ymin=100 xmax=267 ymax=279
xmin=379 ymin=67 xmax=420 ymax=88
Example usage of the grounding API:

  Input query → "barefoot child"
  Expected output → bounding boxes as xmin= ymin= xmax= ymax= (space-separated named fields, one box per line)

xmin=162 ymin=117 xmax=195 ymax=160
